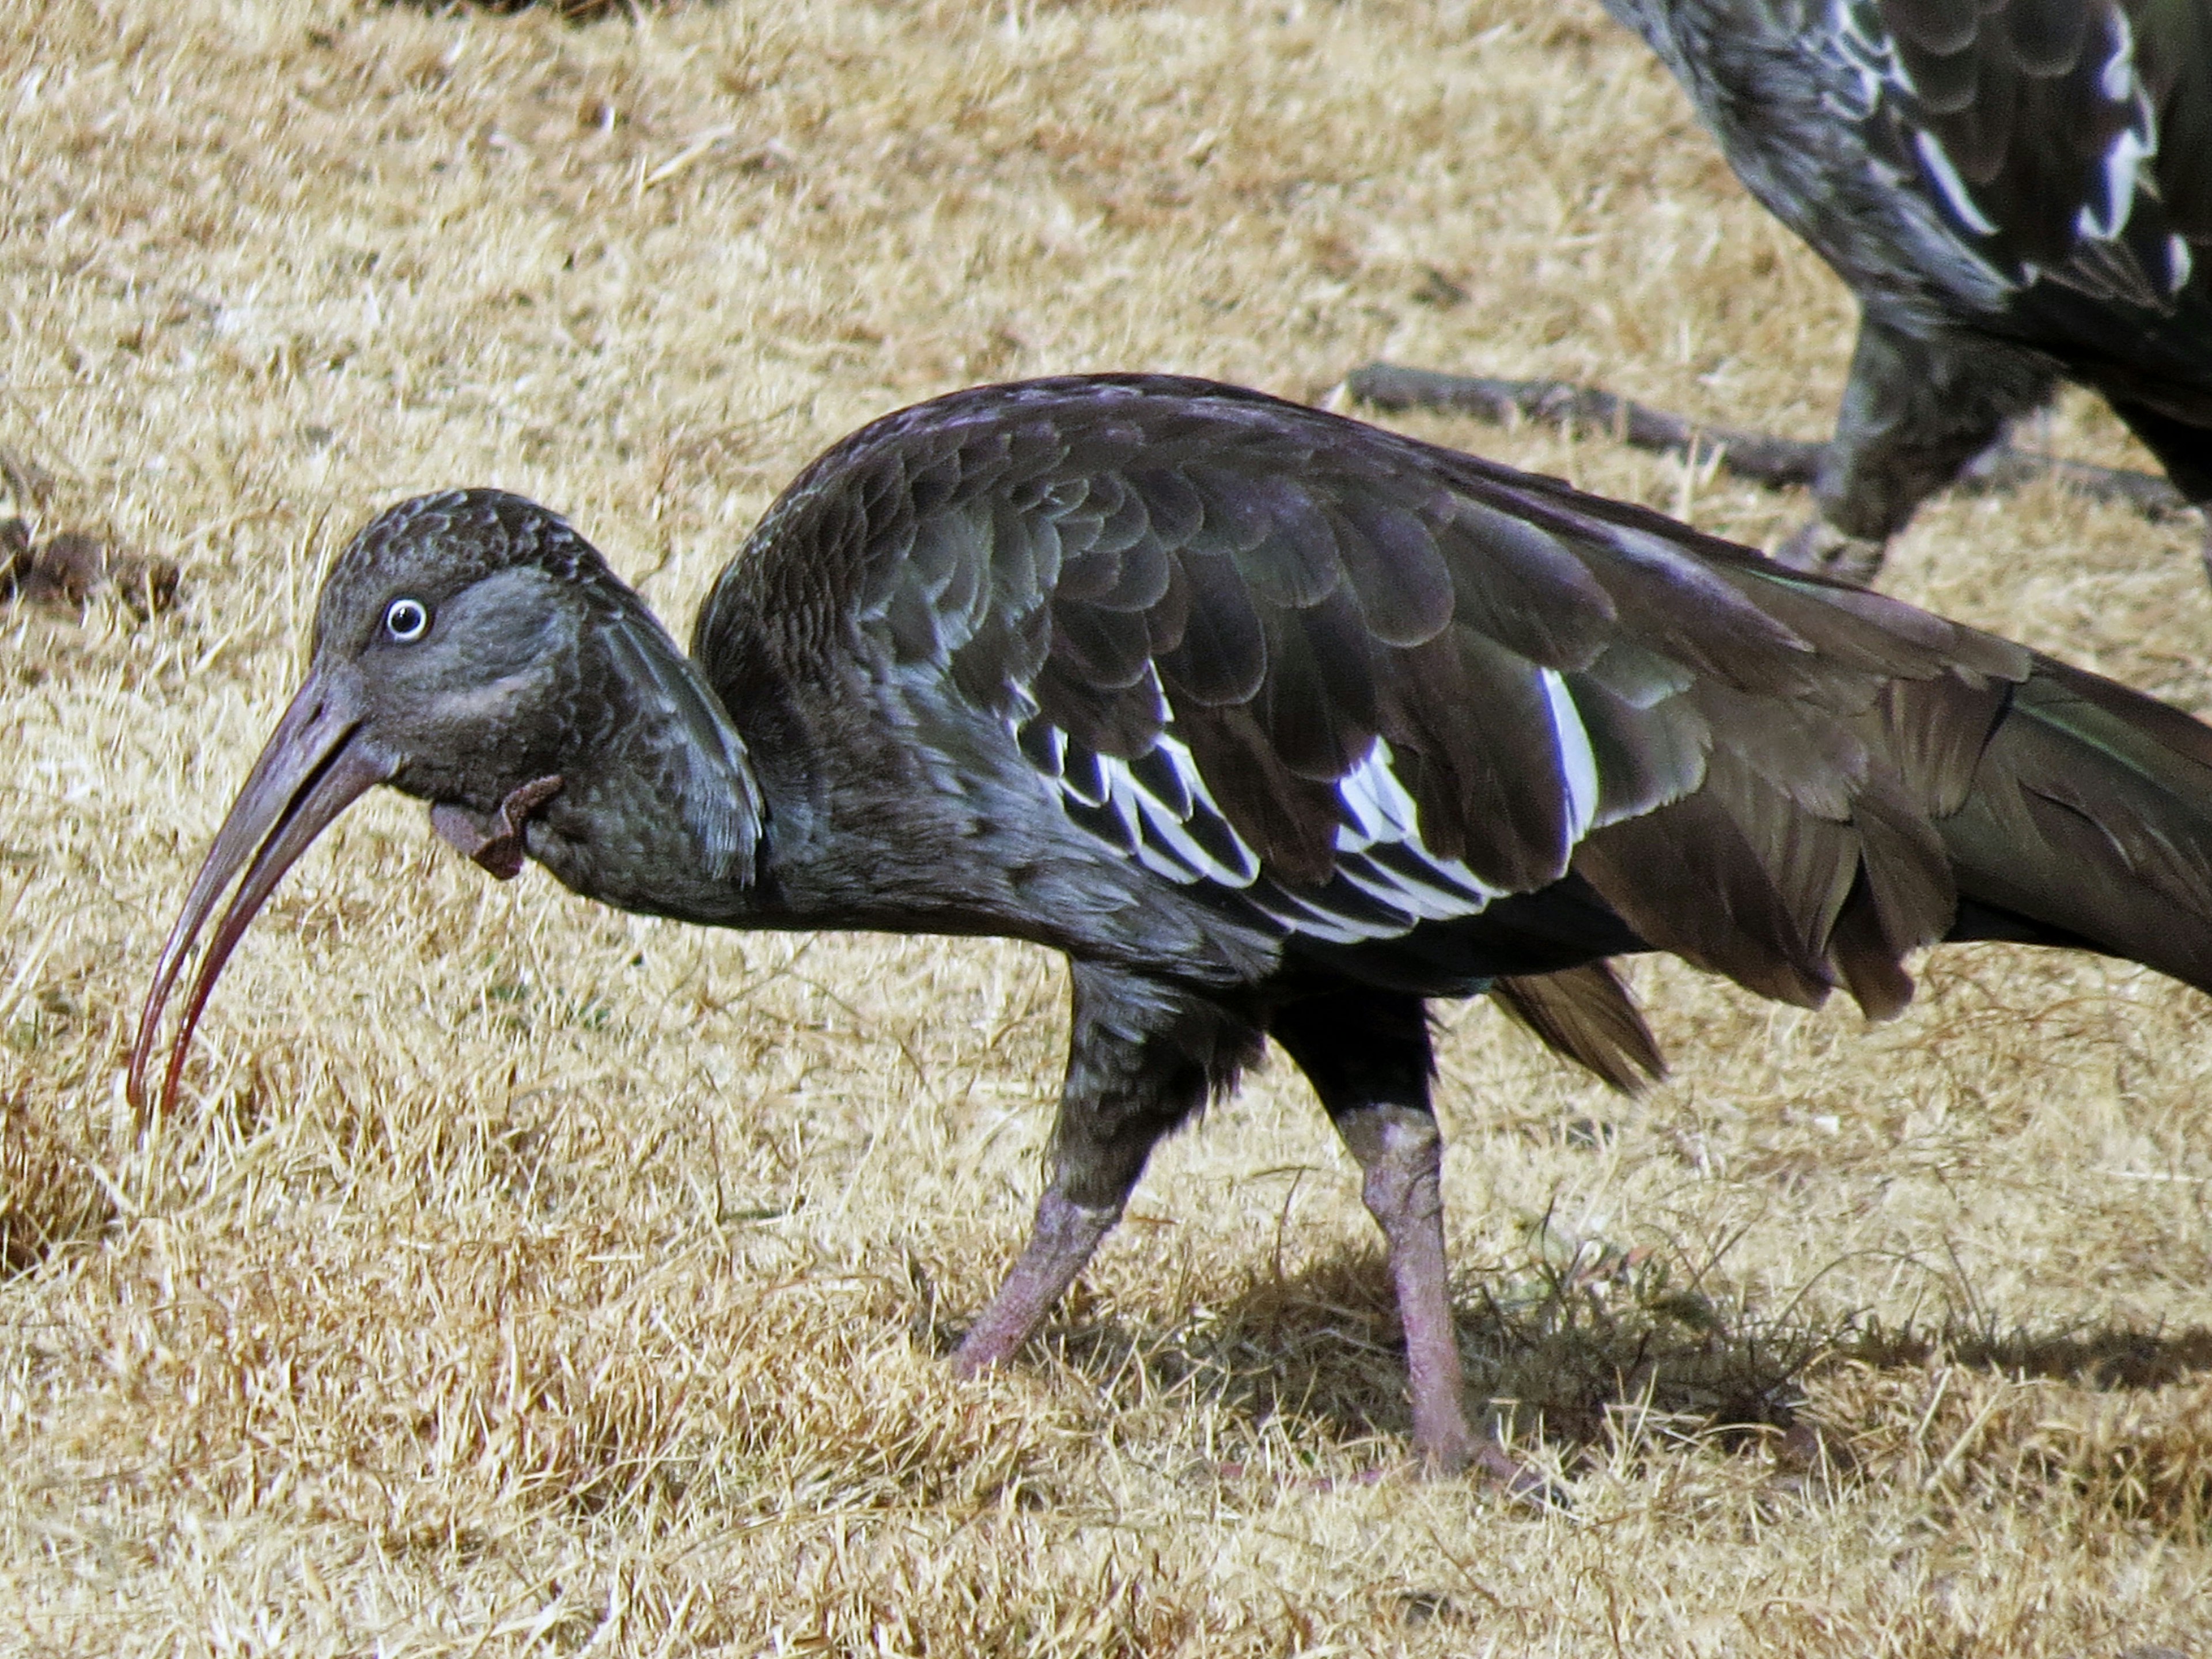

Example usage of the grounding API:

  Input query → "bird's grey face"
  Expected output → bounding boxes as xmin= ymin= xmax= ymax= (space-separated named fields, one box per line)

xmin=130 ymin=488 xmax=609 ymax=1120
xmin=309 ymin=556 xmax=585 ymax=808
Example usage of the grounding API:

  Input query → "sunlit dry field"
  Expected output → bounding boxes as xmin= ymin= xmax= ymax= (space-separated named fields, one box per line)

xmin=5 ymin=1 xmax=2212 ymax=1652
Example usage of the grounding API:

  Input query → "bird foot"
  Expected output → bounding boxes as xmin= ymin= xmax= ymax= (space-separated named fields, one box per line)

xmin=1368 ymin=1415 xmax=1565 ymax=1502
xmin=430 ymin=775 xmax=564 ymax=881
xmin=1774 ymin=517 xmax=1886 ymax=585
xmin=1463 ymin=1435 xmax=1572 ymax=1509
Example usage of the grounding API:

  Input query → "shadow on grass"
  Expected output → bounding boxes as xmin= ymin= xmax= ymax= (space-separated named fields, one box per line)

xmin=954 ymin=1248 xmax=2212 ymax=1484
xmin=1852 ymin=1320 xmax=2212 ymax=1392
xmin=955 ymin=1247 xmax=1817 ymax=1467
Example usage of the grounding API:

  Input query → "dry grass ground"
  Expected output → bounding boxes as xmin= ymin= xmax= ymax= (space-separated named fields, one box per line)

xmin=4 ymin=1 xmax=2212 ymax=1652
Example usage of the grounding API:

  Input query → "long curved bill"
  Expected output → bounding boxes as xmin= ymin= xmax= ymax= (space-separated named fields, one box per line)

xmin=128 ymin=669 xmax=399 ymax=1123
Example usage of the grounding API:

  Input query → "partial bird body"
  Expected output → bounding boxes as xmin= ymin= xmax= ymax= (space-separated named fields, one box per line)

xmin=133 ymin=375 xmax=2212 ymax=1480
xmin=1600 ymin=0 xmax=2212 ymax=578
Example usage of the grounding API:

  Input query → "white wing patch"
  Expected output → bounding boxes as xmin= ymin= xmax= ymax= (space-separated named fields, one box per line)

xmin=1020 ymin=678 xmax=1603 ymax=948
xmin=1911 ymin=130 xmax=2002 ymax=239
xmin=2080 ymin=118 xmax=2156 ymax=245
xmin=1544 ymin=668 xmax=1601 ymax=844
xmin=2075 ymin=10 xmax=2156 ymax=244
xmin=1044 ymin=725 xmax=1261 ymax=888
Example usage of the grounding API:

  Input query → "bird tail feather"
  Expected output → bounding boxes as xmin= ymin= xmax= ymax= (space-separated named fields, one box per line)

xmin=1939 ymin=658 xmax=2212 ymax=995
xmin=1492 ymin=963 xmax=1668 ymax=1094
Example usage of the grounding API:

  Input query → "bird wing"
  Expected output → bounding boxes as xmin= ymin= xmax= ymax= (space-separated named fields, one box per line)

xmin=1834 ymin=0 xmax=2211 ymax=305
xmin=700 ymin=375 xmax=2049 ymax=1016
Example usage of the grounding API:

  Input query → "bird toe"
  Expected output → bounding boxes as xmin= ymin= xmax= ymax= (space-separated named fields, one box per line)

xmin=1775 ymin=517 xmax=1885 ymax=586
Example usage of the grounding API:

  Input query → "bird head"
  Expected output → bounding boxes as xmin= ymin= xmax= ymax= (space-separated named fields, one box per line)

xmin=303 ymin=488 xmax=603 ymax=808
xmin=129 ymin=488 xmax=759 ymax=1122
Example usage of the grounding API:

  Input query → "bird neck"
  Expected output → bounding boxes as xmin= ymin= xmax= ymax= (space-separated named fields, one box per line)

xmin=520 ymin=618 xmax=771 ymax=927
xmin=528 ymin=739 xmax=768 ymax=928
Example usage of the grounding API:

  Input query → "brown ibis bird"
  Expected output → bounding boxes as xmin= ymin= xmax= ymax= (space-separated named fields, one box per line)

xmin=132 ymin=374 xmax=2212 ymax=1482
xmin=1595 ymin=0 xmax=2212 ymax=581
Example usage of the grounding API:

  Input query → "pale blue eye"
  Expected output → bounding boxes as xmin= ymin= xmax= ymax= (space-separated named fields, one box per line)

xmin=384 ymin=597 xmax=430 ymax=642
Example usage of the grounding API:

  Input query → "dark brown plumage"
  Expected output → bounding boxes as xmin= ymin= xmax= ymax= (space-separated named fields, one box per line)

xmin=132 ymin=375 xmax=2212 ymax=1480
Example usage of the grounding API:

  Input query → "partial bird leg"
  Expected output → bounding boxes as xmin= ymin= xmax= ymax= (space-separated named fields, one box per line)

xmin=1335 ymin=1104 xmax=1492 ymax=1474
xmin=949 ymin=1188 xmax=1123 ymax=1376
xmin=2105 ymin=399 xmax=2212 ymax=591
xmin=1779 ymin=316 xmax=2056 ymax=584
xmin=1269 ymin=989 xmax=1524 ymax=1484
xmin=953 ymin=964 xmax=1264 ymax=1377
xmin=430 ymin=775 xmax=564 ymax=881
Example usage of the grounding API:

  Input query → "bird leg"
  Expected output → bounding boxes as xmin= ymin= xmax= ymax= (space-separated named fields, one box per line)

xmin=953 ymin=964 xmax=1263 ymax=1377
xmin=1269 ymin=990 xmax=1540 ymax=1486
xmin=1331 ymin=1104 xmax=1473 ymax=1464
xmin=1332 ymin=1102 xmax=1526 ymax=1482
xmin=430 ymin=775 xmax=563 ymax=881
xmin=1773 ymin=317 xmax=2057 ymax=584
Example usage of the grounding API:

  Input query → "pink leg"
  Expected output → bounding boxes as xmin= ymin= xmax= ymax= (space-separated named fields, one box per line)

xmin=1271 ymin=989 xmax=1547 ymax=1489
xmin=1335 ymin=1104 xmax=1539 ymax=1491
xmin=950 ymin=1187 xmax=1121 ymax=1377
xmin=1334 ymin=1105 xmax=1480 ymax=1470
xmin=949 ymin=964 xmax=1264 ymax=1380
